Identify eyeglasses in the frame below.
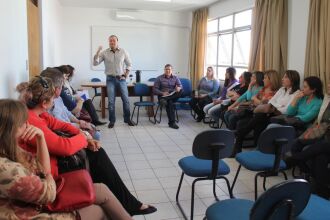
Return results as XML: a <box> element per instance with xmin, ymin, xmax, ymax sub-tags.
<box><xmin>34</xmin><ymin>76</ymin><xmax>50</xmax><ymax>103</ymax></box>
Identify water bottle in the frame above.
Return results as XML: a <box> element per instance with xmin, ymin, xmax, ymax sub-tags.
<box><xmin>135</xmin><ymin>70</ymin><xmax>141</xmax><ymax>83</ymax></box>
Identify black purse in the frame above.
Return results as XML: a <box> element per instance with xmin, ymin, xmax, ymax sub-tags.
<box><xmin>53</xmin><ymin>130</ymin><xmax>90</xmax><ymax>174</ymax></box>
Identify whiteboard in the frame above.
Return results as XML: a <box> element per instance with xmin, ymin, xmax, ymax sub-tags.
<box><xmin>91</xmin><ymin>25</ymin><xmax>161</xmax><ymax>71</ymax></box>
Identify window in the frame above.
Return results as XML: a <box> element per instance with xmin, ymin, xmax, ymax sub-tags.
<box><xmin>206</xmin><ymin>9</ymin><xmax>252</xmax><ymax>80</ymax></box>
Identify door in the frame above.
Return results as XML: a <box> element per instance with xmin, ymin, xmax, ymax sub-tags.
<box><xmin>27</xmin><ymin>0</ymin><xmax>41</xmax><ymax>77</ymax></box>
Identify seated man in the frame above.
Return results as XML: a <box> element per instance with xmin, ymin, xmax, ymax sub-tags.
<box><xmin>153</xmin><ymin>64</ymin><xmax>183</xmax><ymax>129</ymax></box>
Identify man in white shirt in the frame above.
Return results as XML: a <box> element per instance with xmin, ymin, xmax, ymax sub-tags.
<box><xmin>93</xmin><ymin>35</ymin><xmax>135</xmax><ymax>128</ymax></box>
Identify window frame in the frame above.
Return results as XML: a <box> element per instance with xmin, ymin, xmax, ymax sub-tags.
<box><xmin>206</xmin><ymin>8</ymin><xmax>253</xmax><ymax>80</ymax></box>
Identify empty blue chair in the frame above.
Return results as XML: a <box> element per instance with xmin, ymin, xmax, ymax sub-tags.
<box><xmin>297</xmin><ymin>194</ymin><xmax>330</xmax><ymax>220</ymax></box>
<box><xmin>231</xmin><ymin>126</ymin><xmax>296</xmax><ymax>200</ymax></box>
<box><xmin>91</xmin><ymin>78</ymin><xmax>102</xmax><ymax>102</ymax></box>
<box><xmin>206</xmin><ymin>179</ymin><xmax>311</xmax><ymax>220</ymax></box>
<box><xmin>130</xmin><ymin>83</ymin><xmax>156</xmax><ymax>125</ymax></box>
<box><xmin>148</xmin><ymin>77</ymin><xmax>157</xmax><ymax>82</ymax></box>
<box><xmin>176</xmin><ymin>129</ymin><xmax>235</xmax><ymax>220</ymax></box>
<box><xmin>175</xmin><ymin>78</ymin><xmax>193</xmax><ymax>112</ymax></box>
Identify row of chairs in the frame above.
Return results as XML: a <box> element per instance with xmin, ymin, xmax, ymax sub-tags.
<box><xmin>176</xmin><ymin>127</ymin><xmax>330</xmax><ymax>220</ymax></box>
<box><xmin>90</xmin><ymin>77</ymin><xmax>193</xmax><ymax>125</ymax></box>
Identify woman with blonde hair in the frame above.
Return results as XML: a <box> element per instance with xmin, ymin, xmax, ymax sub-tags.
<box><xmin>0</xmin><ymin>99</ymin><xmax>132</xmax><ymax>219</ymax></box>
<box><xmin>189</xmin><ymin>66</ymin><xmax>220</xmax><ymax>122</ymax></box>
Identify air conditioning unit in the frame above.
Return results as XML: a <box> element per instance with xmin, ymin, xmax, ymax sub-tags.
<box><xmin>115</xmin><ymin>10</ymin><xmax>140</xmax><ymax>20</ymax></box>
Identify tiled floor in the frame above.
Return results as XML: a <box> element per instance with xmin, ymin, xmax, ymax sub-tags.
<box><xmin>96</xmin><ymin>101</ymin><xmax>293</xmax><ymax>220</ymax></box>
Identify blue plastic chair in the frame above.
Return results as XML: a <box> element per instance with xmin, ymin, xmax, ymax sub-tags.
<box><xmin>176</xmin><ymin>129</ymin><xmax>235</xmax><ymax>220</ymax></box>
<box><xmin>91</xmin><ymin>78</ymin><xmax>101</xmax><ymax>102</ymax></box>
<box><xmin>297</xmin><ymin>194</ymin><xmax>330</xmax><ymax>220</ymax></box>
<box><xmin>175</xmin><ymin>78</ymin><xmax>193</xmax><ymax>112</ymax></box>
<box><xmin>206</xmin><ymin>179</ymin><xmax>311</xmax><ymax>220</ymax></box>
<box><xmin>148</xmin><ymin>77</ymin><xmax>157</xmax><ymax>82</ymax></box>
<box><xmin>231</xmin><ymin>126</ymin><xmax>296</xmax><ymax>200</ymax></box>
<box><xmin>130</xmin><ymin>83</ymin><xmax>156</xmax><ymax>125</ymax></box>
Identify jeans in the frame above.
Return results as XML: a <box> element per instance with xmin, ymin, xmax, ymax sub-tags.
<box><xmin>106</xmin><ymin>75</ymin><xmax>131</xmax><ymax>123</ymax></box>
<box><xmin>158</xmin><ymin>90</ymin><xmax>183</xmax><ymax>124</ymax></box>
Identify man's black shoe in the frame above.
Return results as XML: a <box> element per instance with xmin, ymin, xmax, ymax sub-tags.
<box><xmin>126</xmin><ymin>120</ymin><xmax>136</xmax><ymax>126</ymax></box>
<box><xmin>169</xmin><ymin>123</ymin><xmax>179</xmax><ymax>129</ymax></box>
<box><xmin>108</xmin><ymin>123</ymin><xmax>115</xmax><ymax>128</ymax></box>
<box><xmin>94</xmin><ymin>121</ymin><xmax>107</xmax><ymax>126</ymax></box>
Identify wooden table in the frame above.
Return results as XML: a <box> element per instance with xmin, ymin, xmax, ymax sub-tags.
<box><xmin>81</xmin><ymin>81</ymin><xmax>155</xmax><ymax>119</ymax></box>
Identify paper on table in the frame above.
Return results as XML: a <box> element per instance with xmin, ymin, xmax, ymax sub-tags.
<box><xmin>162</xmin><ymin>91</ymin><xmax>176</xmax><ymax>97</ymax></box>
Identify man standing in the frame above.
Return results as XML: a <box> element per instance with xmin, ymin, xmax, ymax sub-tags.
<box><xmin>154</xmin><ymin>64</ymin><xmax>183</xmax><ymax>129</ymax></box>
<box><xmin>93</xmin><ymin>35</ymin><xmax>135</xmax><ymax>128</ymax></box>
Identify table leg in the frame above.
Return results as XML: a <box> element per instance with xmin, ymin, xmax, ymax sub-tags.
<box><xmin>101</xmin><ymin>87</ymin><xmax>106</xmax><ymax>119</ymax></box>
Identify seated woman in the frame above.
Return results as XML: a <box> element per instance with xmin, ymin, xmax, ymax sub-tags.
<box><xmin>204</xmin><ymin>71</ymin><xmax>251</xmax><ymax>126</ymax></box>
<box><xmin>278</xmin><ymin>76</ymin><xmax>324</xmax><ymax>128</ymax></box>
<box><xmin>17</xmin><ymin>82</ymin><xmax>101</xmax><ymax>141</ymax></box>
<box><xmin>231</xmin><ymin>70</ymin><xmax>301</xmax><ymax>155</ymax></box>
<box><xmin>285</xmin><ymin>82</ymin><xmax>330</xmax><ymax>159</ymax></box>
<box><xmin>0</xmin><ymin>99</ymin><xmax>132</xmax><ymax>220</ymax></box>
<box><xmin>18</xmin><ymin>73</ymin><xmax>156</xmax><ymax>216</ymax></box>
<box><xmin>189</xmin><ymin>66</ymin><xmax>220</xmax><ymax>122</ymax></box>
<box><xmin>55</xmin><ymin>65</ymin><xmax>106</xmax><ymax>126</ymax></box>
<box><xmin>232</xmin><ymin>70</ymin><xmax>281</xmax><ymax>155</ymax></box>
<box><xmin>224</xmin><ymin>71</ymin><xmax>264</xmax><ymax>129</ymax></box>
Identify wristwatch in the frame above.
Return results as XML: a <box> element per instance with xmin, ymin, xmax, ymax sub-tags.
<box><xmin>82</xmin><ymin>130</ymin><xmax>91</xmax><ymax>139</ymax></box>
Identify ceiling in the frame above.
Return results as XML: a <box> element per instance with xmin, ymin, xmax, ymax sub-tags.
<box><xmin>59</xmin><ymin>0</ymin><xmax>221</xmax><ymax>11</ymax></box>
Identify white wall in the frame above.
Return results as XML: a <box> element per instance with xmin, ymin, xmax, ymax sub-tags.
<box><xmin>0</xmin><ymin>0</ymin><xmax>29</xmax><ymax>98</ymax></box>
<box><xmin>287</xmin><ymin>0</ymin><xmax>309</xmax><ymax>78</ymax></box>
<box><xmin>59</xmin><ymin>7</ymin><xmax>192</xmax><ymax>88</ymax></box>
<box><xmin>209</xmin><ymin>0</ymin><xmax>310</xmax><ymax>79</ymax></box>
<box><xmin>40</xmin><ymin>0</ymin><xmax>63</xmax><ymax>68</ymax></box>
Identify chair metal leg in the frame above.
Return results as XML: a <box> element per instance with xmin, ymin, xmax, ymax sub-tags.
<box><xmin>263</xmin><ymin>176</ymin><xmax>267</xmax><ymax>191</ymax></box>
<box><xmin>220</xmin><ymin>176</ymin><xmax>234</xmax><ymax>198</ymax></box>
<box><xmin>154</xmin><ymin>105</ymin><xmax>162</xmax><ymax>124</ymax></box>
<box><xmin>212</xmin><ymin>179</ymin><xmax>219</xmax><ymax>201</ymax></box>
<box><xmin>281</xmin><ymin>170</ymin><xmax>288</xmax><ymax>180</ymax></box>
<box><xmin>190</xmin><ymin>179</ymin><xmax>198</xmax><ymax>220</ymax></box>
<box><xmin>136</xmin><ymin>106</ymin><xmax>140</xmax><ymax>125</ymax></box>
<box><xmin>175</xmin><ymin>107</ymin><xmax>179</xmax><ymax>123</ymax></box>
<box><xmin>176</xmin><ymin>173</ymin><xmax>188</xmax><ymax>220</ymax></box>
<box><xmin>130</xmin><ymin>105</ymin><xmax>137</xmax><ymax>123</ymax></box>
<box><xmin>230</xmin><ymin>164</ymin><xmax>241</xmax><ymax>193</ymax></box>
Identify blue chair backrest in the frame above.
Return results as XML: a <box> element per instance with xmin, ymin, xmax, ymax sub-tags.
<box><xmin>257</xmin><ymin>126</ymin><xmax>296</xmax><ymax>155</ymax></box>
<box><xmin>179</xmin><ymin>78</ymin><xmax>192</xmax><ymax>97</ymax></box>
<box><xmin>250</xmin><ymin>179</ymin><xmax>311</xmax><ymax>220</ymax></box>
<box><xmin>148</xmin><ymin>77</ymin><xmax>157</xmax><ymax>82</ymax></box>
<box><xmin>91</xmin><ymin>78</ymin><xmax>101</xmax><ymax>82</ymax></box>
<box><xmin>134</xmin><ymin>83</ymin><xmax>150</xmax><ymax>97</ymax></box>
<box><xmin>192</xmin><ymin>129</ymin><xmax>235</xmax><ymax>160</ymax></box>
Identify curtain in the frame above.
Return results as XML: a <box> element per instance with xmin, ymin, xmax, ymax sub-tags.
<box><xmin>304</xmin><ymin>0</ymin><xmax>330</xmax><ymax>91</ymax></box>
<box><xmin>189</xmin><ymin>8</ymin><xmax>208</xmax><ymax>88</ymax></box>
<box><xmin>248</xmin><ymin>0</ymin><xmax>288</xmax><ymax>74</ymax></box>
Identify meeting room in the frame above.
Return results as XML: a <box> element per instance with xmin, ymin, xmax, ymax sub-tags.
<box><xmin>1</xmin><ymin>0</ymin><xmax>330</xmax><ymax>219</ymax></box>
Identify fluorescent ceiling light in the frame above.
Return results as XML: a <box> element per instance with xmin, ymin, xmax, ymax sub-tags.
<box><xmin>145</xmin><ymin>0</ymin><xmax>172</xmax><ymax>2</ymax></box>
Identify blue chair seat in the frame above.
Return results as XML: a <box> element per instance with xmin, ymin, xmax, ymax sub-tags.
<box><xmin>236</xmin><ymin>151</ymin><xmax>287</xmax><ymax>171</ymax></box>
<box><xmin>133</xmin><ymin>101</ymin><xmax>155</xmax><ymax>107</ymax></box>
<box><xmin>176</xmin><ymin>97</ymin><xmax>192</xmax><ymax>103</ymax></box>
<box><xmin>206</xmin><ymin>199</ymin><xmax>254</xmax><ymax>220</ymax></box>
<box><xmin>178</xmin><ymin>156</ymin><xmax>230</xmax><ymax>177</ymax></box>
<box><xmin>297</xmin><ymin>194</ymin><xmax>330</xmax><ymax>220</ymax></box>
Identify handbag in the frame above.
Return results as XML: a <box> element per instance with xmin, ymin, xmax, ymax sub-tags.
<box><xmin>53</xmin><ymin>130</ymin><xmax>89</xmax><ymax>174</ymax></box>
<box><xmin>237</xmin><ymin>101</ymin><xmax>254</xmax><ymax>118</ymax></box>
<box><xmin>47</xmin><ymin>169</ymin><xmax>95</xmax><ymax>212</ymax></box>
<box><xmin>270</xmin><ymin>115</ymin><xmax>305</xmax><ymax>129</ymax></box>
<box><xmin>57</xmin><ymin>149</ymin><xmax>89</xmax><ymax>174</ymax></box>
<box><xmin>299</xmin><ymin>122</ymin><xmax>330</xmax><ymax>140</ymax></box>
